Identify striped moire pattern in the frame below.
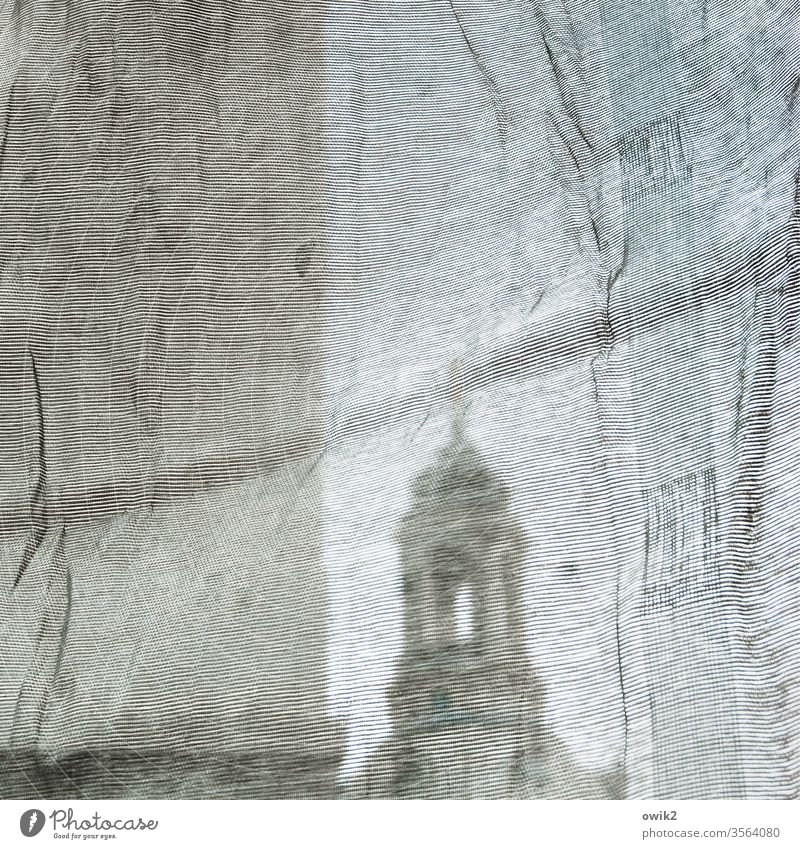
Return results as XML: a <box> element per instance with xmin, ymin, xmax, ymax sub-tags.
<box><xmin>1</xmin><ymin>1</ymin><xmax>799</xmax><ymax>799</ymax></box>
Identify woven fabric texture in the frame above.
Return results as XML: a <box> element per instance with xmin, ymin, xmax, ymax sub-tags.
<box><xmin>0</xmin><ymin>1</ymin><xmax>799</xmax><ymax>799</ymax></box>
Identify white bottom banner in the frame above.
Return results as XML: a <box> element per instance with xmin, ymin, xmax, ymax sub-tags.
<box><xmin>0</xmin><ymin>799</ymin><xmax>796</xmax><ymax>849</ymax></box>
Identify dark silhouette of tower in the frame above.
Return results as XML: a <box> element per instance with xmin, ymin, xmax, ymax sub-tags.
<box><xmin>352</xmin><ymin>374</ymin><xmax>623</xmax><ymax>799</ymax></box>
<box><xmin>387</xmin><ymin>423</ymin><xmax>545</xmax><ymax>798</ymax></box>
<box><xmin>353</xmin><ymin>390</ymin><xmax>557</xmax><ymax>798</ymax></box>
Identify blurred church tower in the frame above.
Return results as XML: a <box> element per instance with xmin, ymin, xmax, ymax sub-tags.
<box><xmin>354</xmin><ymin>369</ymin><xmax>618</xmax><ymax>799</ymax></box>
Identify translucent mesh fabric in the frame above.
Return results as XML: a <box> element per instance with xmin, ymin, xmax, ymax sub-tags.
<box><xmin>0</xmin><ymin>1</ymin><xmax>798</xmax><ymax>799</ymax></box>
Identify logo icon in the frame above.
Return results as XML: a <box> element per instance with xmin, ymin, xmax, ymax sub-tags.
<box><xmin>20</xmin><ymin>809</ymin><xmax>45</xmax><ymax>837</ymax></box>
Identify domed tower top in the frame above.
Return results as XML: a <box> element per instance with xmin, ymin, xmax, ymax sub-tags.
<box><xmin>394</xmin><ymin>361</ymin><xmax>529</xmax><ymax>667</ymax></box>
<box><xmin>399</xmin><ymin>360</ymin><xmax>520</xmax><ymax>554</ymax></box>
